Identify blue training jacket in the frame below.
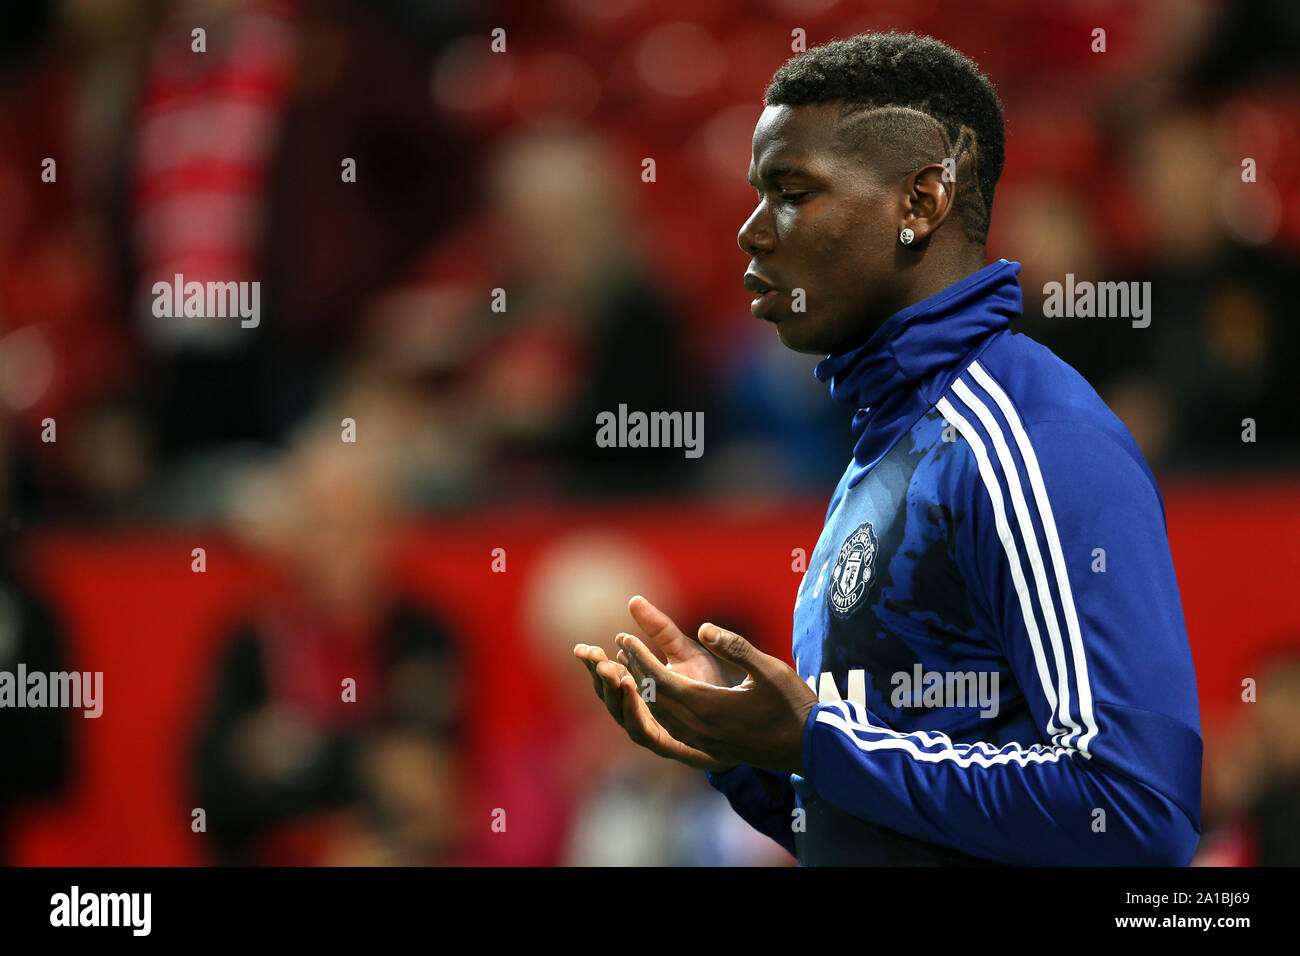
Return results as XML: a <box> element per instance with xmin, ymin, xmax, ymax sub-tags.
<box><xmin>707</xmin><ymin>259</ymin><xmax>1202</xmax><ymax>866</ymax></box>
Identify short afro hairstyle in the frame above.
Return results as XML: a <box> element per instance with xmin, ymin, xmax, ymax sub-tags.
<box><xmin>765</xmin><ymin>32</ymin><xmax>1005</xmax><ymax>243</ymax></box>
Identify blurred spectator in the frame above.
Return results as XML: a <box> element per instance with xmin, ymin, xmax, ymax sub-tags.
<box><xmin>1107</xmin><ymin>106</ymin><xmax>1300</xmax><ymax>473</ymax></box>
<box><xmin>194</xmin><ymin>427</ymin><xmax>465</xmax><ymax>864</ymax></box>
<box><xmin>1246</xmin><ymin>645</ymin><xmax>1300</xmax><ymax>865</ymax></box>
<box><xmin>117</xmin><ymin>0</ymin><xmax>478</xmax><ymax>463</ymax></box>
<box><xmin>1195</xmin><ymin>643</ymin><xmax>1300</xmax><ymax>866</ymax></box>
<box><xmin>1193</xmin><ymin>717</ymin><xmax>1264</xmax><ymax>866</ymax></box>
<box><xmin>0</xmin><ymin>418</ymin><xmax>71</xmax><ymax>862</ymax></box>
<box><xmin>358</xmin><ymin>130</ymin><xmax>698</xmax><ymax>505</ymax></box>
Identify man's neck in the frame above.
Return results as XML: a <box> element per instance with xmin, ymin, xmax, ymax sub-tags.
<box><xmin>903</xmin><ymin>247</ymin><xmax>990</xmax><ymax>308</ymax></box>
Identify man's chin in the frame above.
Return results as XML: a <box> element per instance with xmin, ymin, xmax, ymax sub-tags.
<box><xmin>773</xmin><ymin>315</ymin><xmax>836</xmax><ymax>356</ymax></box>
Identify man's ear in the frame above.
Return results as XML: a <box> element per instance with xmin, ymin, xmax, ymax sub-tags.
<box><xmin>901</xmin><ymin>163</ymin><xmax>955</xmax><ymax>243</ymax></box>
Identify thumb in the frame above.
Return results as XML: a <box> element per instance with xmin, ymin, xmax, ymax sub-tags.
<box><xmin>699</xmin><ymin>623</ymin><xmax>762</xmax><ymax>673</ymax></box>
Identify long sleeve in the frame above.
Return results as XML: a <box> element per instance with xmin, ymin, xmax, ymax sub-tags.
<box><xmin>706</xmin><ymin>766</ymin><xmax>798</xmax><ymax>858</ymax></box>
<box><xmin>799</xmin><ymin>400</ymin><xmax>1203</xmax><ymax>865</ymax></box>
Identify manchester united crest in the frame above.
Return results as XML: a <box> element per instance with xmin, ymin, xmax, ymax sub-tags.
<box><xmin>829</xmin><ymin>522</ymin><xmax>878</xmax><ymax>617</ymax></box>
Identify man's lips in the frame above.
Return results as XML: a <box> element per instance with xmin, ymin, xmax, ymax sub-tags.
<box><xmin>743</xmin><ymin>271</ymin><xmax>780</xmax><ymax>295</ymax></box>
<box><xmin>750</xmin><ymin>289</ymin><xmax>785</xmax><ymax>320</ymax></box>
<box><xmin>744</xmin><ymin>271</ymin><xmax>787</xmax><ymax>320</ymax></box>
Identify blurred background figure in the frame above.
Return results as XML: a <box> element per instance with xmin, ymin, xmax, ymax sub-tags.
<box><xmin>116</xmin><ymin>0</ymin><xmax>475</xmax><ymax>473</ymax></box>
<box><xmin>1243</xmin><ymin>645</ymin><xmax>1300</xmax><ymax>865</ymax></box>
<box><xmin>1104</xmin><ymin>106</ymin><xmax>1300</xmax><ymax>474</ymax></box>
<box><xmin>0</xmin><ymin>416</ymin><xmax>71</xmax><ymax>863</ymax></box>
<box><xmin>1193</xmin><ymin>717</ymin><xmax>1263</xmax><ymax>866</ymax></box>
<box><xmin>1194</xmin><ymin>642</ymin><xmax>1300</xmax><ymax>866</ymax></box>
<box><xmin>474</xmin><ymin>130</ymin><xmax>694</xmax><ymax>499</ymax></box>
<box><xmin>350</xmin><ymin>129</ymin><xmax>697</xmax><ymax>505</ymax></box>
<box><xmin>194</xmin><ymin>424</ymin><xmax>465</xmax><ymax>865</ymax></box>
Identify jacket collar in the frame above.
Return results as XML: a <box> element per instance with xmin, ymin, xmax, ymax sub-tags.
<box><xmin>814</xmin><ymin>258</ymin><xmax>1023</xmax><ymax>481</ymax></box>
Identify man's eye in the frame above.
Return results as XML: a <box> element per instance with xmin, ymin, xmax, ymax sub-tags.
<box><xmin>779</xmin><ymin>191</ymin><xmax>811</xmax><ymax>204</ymax></box>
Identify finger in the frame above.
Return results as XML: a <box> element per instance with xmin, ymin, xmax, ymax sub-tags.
<box><xmin>583</xmin><ymin>659</ymin><xmax>617</xmax><ymax>715</ymax></box>
<box><xmin>617</xmin><ymin>632</ymin><xmax>681</xmax><ymax>694</ymax></box>
<box><xmin>580</xmin><ymin>645</ymin><xmax>622</xmax><ymax>681</ymax></box>
<box><xmin>592</xmin><ymin>660</ymin><xmax>630</xmax><ymax>725</ymax></box>
<box><xmin>617</xmin><ymin>640</ymin><xmax>685</xmax><ymax>724</ymax></box>
<box><xmin>618</xmin><ymin>634</ymin><xmax>707</xmax><ymax>739</ymax></box>
<box><xmin>576</xmin><ymin>645</ymin><xmax>614</xmax><ymax>700</ymax></box>
<box><xmin>615</xmin><ymin>645</ymin><xmax>652</xmax><ymax>713</ymax></box>
<box><xmin>615</xmin><ymin>637</ymin><xmax>644</xmax><ymax>688</ymax></box>
<box><xmin>698</xmin><ymin>623</ymin><xmax>766</xmax><ymax>679</ymax></box>
<box><xmin>618</xmin><ymin>676</ymin><xmax>675</xmax><ymax>750</ymax></box>
<box><xmin>576</xmin><ymin>644</ymin><xmax>635</xmax><ymax>723</ymax></box>
<box><xmin>695</xmin><ymin>623</ymin><xmax>749</xmax><ymax>684</ymax></box>
<box><xmin>628</xmin><ymin>595</ymin><xmax>697</xmax><ymax>661</ymax></box>
<box><xmin>594</xmin><ymin>658</ymin><xmax>626</xmax><ymax>685</ymax></box>
<box><xmin>590</xmin><ymin>658</ymin><xmax>634</xmax><ymax>723</ymax></box>
<box><xmin>617</xmin><ymin>675</ymin><xmax>713</xmax><ymax>764</ymax></box>
<box><xmin>574</xmin><ymin>643</ymin><xmax>611</xmax><ymax>665</ymax></box>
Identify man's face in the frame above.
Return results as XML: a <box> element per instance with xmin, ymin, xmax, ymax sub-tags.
<box><xmin>738</xmin><ymin>102</ymin><xmax>906</xmax><ymax>355</ymax></box>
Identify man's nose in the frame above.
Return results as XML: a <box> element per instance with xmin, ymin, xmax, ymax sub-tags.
<box><xmin>737</xmin><ymin>205</ymin><xmax>774</xmax><ymax>256</ymax></box>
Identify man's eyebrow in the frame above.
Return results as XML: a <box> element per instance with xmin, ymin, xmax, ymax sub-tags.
<box><xmin>748</xmin><ymin>163</ymin><xmax>813</xmax><ymax>187</ymax></box>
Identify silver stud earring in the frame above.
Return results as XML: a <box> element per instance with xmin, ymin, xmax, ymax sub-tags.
<box><xmin>899</xmin><ymin>227</ymin><xmax>915</xmax><ymax>246</ymax></box>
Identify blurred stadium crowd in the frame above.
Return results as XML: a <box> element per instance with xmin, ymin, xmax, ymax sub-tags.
<box><xmin>0</xmin><ymin>0</ymin><xmax>1297</xmax><ymax>865</ymax></box>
